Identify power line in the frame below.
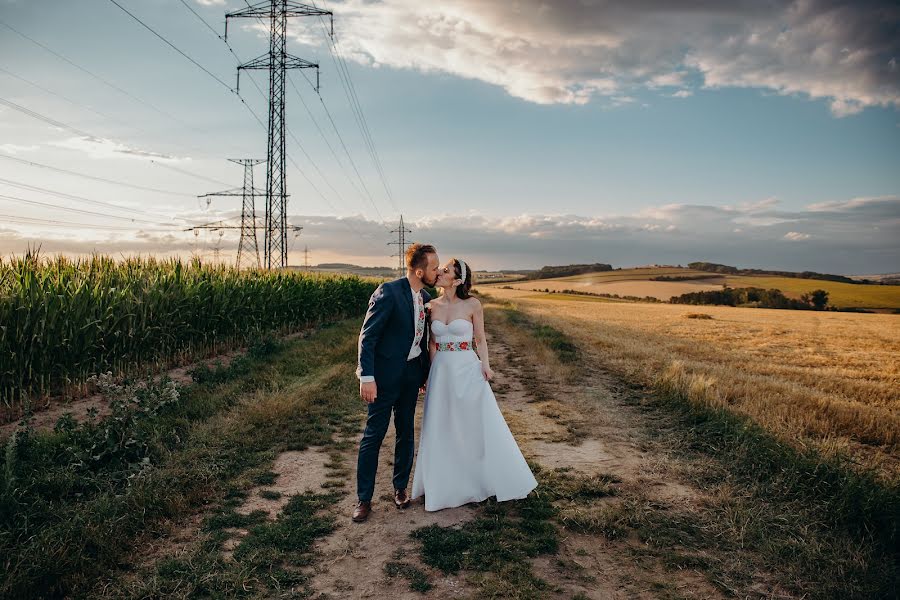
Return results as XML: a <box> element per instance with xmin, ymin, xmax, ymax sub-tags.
<box><xmin>226</xmin><ymin>0</ymin><xmax>332</xmax><ymax>269</ymax></box>
<box><xmin>231</xmin><ymin>1</ymin><xmax>387</xmax><ymax>251</ymax></box>
<box><xmin>0</xmin><ymin>96</ymin><xmax>95</xmax><ymax>139</ymax></box>
<box><xmin>107</xmin><ymin>0</ymin><xmax>234</xmax><ymax>93</ymax></box>
<box><xmin>0</xmin><ymin>65</ymin><xmax>145</xmax><ymax>135</ymax></box>
<box><xmin>0</xmin><ymin>176</ymin><xmax>177</xmax><ymax>221</ymax></box>
<box><xmin>285</xmin><ymin>73</ymin><xmax>367</xmax><ymax>203</ymax></box>
<box><xmin>0</xmin><ymin>192</ymin><xmax>169</xmax><ymax>225</ymax></box>
<box><xmin>149</xmin><ymin>160</ymin><xmax>233</xmax><ymax>187</ymax></box>
<box><xmin>155</xmin><ymin>0</ymin><xmax>373</xmax><ymax>250</ymax></box>
<box><xmin>0</xmin><ymin>18</ymin><xmax>200</xmax><ymax>134</ymax></box>
<box><xmin>177</xmin><ymin>0</ymin><xmax>225</xmax><ymax>41</ymax></box>
<box><xmin>0</xmin><ymin>95</ymin><xmax>237</xmax><ymax>191</ymax></box>
<box><xmin>195</xmin><ymin>4</ymin><xmax>363</xmax><ymax>221</ymax></box>
<box><xmin>290</xmin><ymin>73</ymin><xmax>388</xmax><ymax>224</ymax></box>
<box><xmin>0</xmin><ymin>153</ymin><xmax>194</xmax><ymax>198</ymax></box>
<box><xmin>310</xmin><ymin>5</ymin><xmax>400</xmax><ymax>215</ymax></box>
<box><xmin>0</xmin><ymin>213</ymin><xmax>180</xmax><ymax>232</ymax></box>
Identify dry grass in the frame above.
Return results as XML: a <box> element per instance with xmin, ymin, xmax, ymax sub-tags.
<box><xmin>503</xmin><ymin>268</ymin><xmax>721</xmax><ymax>300</ymax></box>
<box><xmin>482</xmin><ymin>287</ymin><xmax>900</xmax><ymax>481</ymax></box>
<box><xmin>496</xmin><ymin>267</ymin><xmax>900</xmax><ymax>308</ymax></box>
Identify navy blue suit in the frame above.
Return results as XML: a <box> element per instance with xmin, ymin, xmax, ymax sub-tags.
<box><xmin>356</xmin><ymin>277</ymin><xmax>431</xmax><ymax>502</ymax></box>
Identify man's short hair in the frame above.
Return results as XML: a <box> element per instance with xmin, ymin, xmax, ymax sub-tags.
<box><xmin>405</xmin><ymin>243</ymin><xmax>436</xmax><ymax>271</ymax></box>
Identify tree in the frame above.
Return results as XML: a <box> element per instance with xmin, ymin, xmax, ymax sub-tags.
<box><xmin>801</xmin><ymin>289</ymin><xmax>829</xmax><ymax>310</ymax></box>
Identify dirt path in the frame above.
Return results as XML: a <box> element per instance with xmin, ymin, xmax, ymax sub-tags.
<box><xmin>111</xmin><ymin>316</ymin><xmax>786</xmax><ymax>599</ymax></box>
<box><xmin>280</xmin><ymin>326</ymin><xmax>732</xmax><ymax>599</ymax></box>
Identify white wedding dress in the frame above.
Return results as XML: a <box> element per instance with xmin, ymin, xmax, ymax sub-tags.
<box><xmin>410</xmin><ymin>318</ymin><xmax>538</xmax><ymax>511</ymax></box>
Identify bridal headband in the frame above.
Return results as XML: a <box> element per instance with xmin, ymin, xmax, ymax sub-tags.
<box><xmin>457</xmin><ymin>259</ymin><xmax>467</xmax><ymax>286</ymax></box>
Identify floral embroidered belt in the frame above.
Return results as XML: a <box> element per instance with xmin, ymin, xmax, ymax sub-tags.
<box><xmin>435</xmin><ymin>341</ymin><xmax>472</xmax><ymax>352</ymax></box>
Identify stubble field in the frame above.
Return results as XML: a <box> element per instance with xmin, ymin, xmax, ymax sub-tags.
<box><xmin>501</xmin><ymin>267</ymin><xmax>900</xmax><ymax>309</ymax></box>
<box><xmin>482</xmin><ymin>286</ymin><xmax>900</xmax><ymax>481</ymax></box>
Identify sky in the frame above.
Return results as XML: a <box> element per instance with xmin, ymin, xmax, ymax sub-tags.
<box><xmin>0</xmin><ymin>0</ymin><xmax>898</xmax><ymax>273</ymax></box>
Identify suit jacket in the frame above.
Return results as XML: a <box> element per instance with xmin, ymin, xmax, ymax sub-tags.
<box><xmin>357</xmin><ymin>277</ymin><xmax>431</xmax><ymax>388</ymax></box>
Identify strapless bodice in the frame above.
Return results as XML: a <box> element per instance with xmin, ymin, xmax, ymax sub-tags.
<box><xmin>431</xmin><ymin>318</ymin><xmax>473</xmax><ymax>344</ymax></box>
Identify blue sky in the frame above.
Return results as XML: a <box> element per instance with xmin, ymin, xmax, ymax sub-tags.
<box><xmin>0</xmin><ymin>0</ymin><xmax>898</xmax><ymax>273</ymax></box>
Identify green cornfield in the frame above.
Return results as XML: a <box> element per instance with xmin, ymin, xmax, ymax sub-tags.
<box><xmin>0</xmin><ymin>252</ymin><xmax>377</xmax><ymax>410</ymax></box>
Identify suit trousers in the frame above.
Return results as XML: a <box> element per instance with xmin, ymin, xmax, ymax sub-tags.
<box><xmin>356</xmin><ymin>358</ymin><xmax>423</xmax><ymax>502</ymax></box>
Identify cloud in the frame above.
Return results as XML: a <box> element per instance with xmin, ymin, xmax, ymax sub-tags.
<box><xmin>671</xmin><ymin>90</ymin><xmax>693</xmax><ymax>98</ymax></box>
<box><xmin>311</xmin><ymin>0</ymin><xmax>900</xmax><ymax>115</ymax></box>
<box><xmin>0</xmin><ymin>143</ymin><xmax>39</xmax><ymax>154</ymax></box>
<box><xmin>3</xmin><ymin>195</ymin><xmax>896</xmax><ymax>274</ymax></box>
<box><xmin>195</xmin><ymin>0</ymin><xmax>225</xmax><ymax>5</ymax></box>
<box><xmin>49</xmin><ymin>137</ymin><xmax>179</xmax><ymax>161</ymax></box>
<box><xmin>806</xmin><ymin>195</ymin><xmax>899</xmax><ymax>213</ymax></box>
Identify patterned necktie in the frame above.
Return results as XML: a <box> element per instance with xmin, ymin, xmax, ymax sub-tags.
<box><xmin>412</xmin><ymin>291</ymin><xmax>425</xmax><ymax>349</ymax></box>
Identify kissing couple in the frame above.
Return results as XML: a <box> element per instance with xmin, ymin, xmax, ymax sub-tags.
<box><xmin>352</xmin><ymin>243</ymin><xmax>537</xmax><ymax>522</ymax></box>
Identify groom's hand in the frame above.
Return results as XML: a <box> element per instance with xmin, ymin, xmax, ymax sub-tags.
<box><xmin>360</xmin><ymin>381</ymin><xmax>377</xmax><ymax>404</ymax></box>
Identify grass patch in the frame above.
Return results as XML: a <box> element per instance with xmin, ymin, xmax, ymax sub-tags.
<box><xmin>135</xmin><ymin>493</ymin><xmax>338</xmax><ymax>599</ymax></box>
<box><xmin>409</xmin><ymin>465</ymin><xmax>620</xmax><ymax>598</ymax></box>
<box><xmin>0</xmin><ymin>318</ymin><xmax>367</xmax><ymax>599</ymax></box>
<box><xmin>500</xmin><ymin>301</ymin><xmax>898</xmax><ymax>599</ymax></box>
<box><xmin>502</xmin><ymin>307</ymin><xmax>580</xmax><ymax>364</ymax></box>
<box><xmin>645</xmin><ymin>386</ymin><xmax>900</xmax><ymax>598</ymax></box>
<box><xmin>412</xmin><ymin>476</ymin><xmax>558</xmax><ymax>599</ymax></box>
<box><xmin>384</xmin><ymin>561</ymin><xmax>433</xmax><ymax>593</ymax></box>
<box><xmin>251</xmin><ymin>470</ymin><xmax>279</xmax><ymax>485</ymax></box>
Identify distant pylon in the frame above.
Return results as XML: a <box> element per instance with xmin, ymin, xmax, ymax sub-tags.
<box><xmin>226</xmin><ymin>1</ymin><xmax>333</xmax><ymax>270</ymax></box>
<box><xmin>388</xmin><ymin>215</ymin><xmax>412</xmax><ymax>274</ymax></box>
<box><xmin>234</xmin><ymin>159</ymin><xmax>265</xmax><ymax>269</ymax></box>
<box><xmin>197</xmin><ymin>159</ymin><xmax>266</xmax><ymax>269</ymax></box>
<box><xmin>303</xmin><ymin>245</ymin><xmax>310</xmax><ymax>271</ymax></box>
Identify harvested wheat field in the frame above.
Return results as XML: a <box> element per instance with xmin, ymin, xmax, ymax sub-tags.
<box><xmin>501</xmin><ymin>267</ymin><xmax>900</xmax><ymax>308</ymax></box>
<box><xmin>502</xmin><ymin>268</ymin><xmax>722</xmax><ymax>300</ymax></box>
<box><xmin>482</xmin><ymin>286</ymin><xmax>900</xmax><ymax>481</ymax></box>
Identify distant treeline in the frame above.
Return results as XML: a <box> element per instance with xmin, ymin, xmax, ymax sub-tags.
<box><xmin>539</xmin><ymin>287</ymin><xmax>663</xmax><ymax>303</ymax></box>
<box><xmin>651</xmin><ymin>274</ymin><xmax>713</xmax><ymax>282</ymax></box>
<box><xmin>687</xmin><ymin>262</ymin><xmax>877</xmax><ymax>284</ymax></box>
<box><xmin>671</xmin><ymin>287</ymin><xmax>832</xmax><ymax>310</ymax></box>
<box><xmin>530</xmin><ymin>263</ymin><xmax>613</xmax><ymax>280</ymax></box>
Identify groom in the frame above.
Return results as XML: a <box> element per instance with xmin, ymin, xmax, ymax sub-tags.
<box><xmin>353</xmin><ymin>243</ymin><xmax>440</xmax><ymax>523</ymax></box>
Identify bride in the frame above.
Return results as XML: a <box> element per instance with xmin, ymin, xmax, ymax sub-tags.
<box><xmin>410</xmin><ymin>258</ymin><xmax>537</xmax><ymax>511</ymax></box>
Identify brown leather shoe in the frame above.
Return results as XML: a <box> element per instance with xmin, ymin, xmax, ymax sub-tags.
<box><xmin>394</xmin><ymin>488</ymin><xmax>410</xmax><ymax>509</ymax></box>
<box><xmin>352</xmin><ymin>500</ymin><xmax>371</xmax><ymax>522</ymax></box>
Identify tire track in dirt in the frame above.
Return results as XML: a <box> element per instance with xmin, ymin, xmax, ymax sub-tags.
<box><xmin>487</xmin><ymin>332</ymin><xmax>725</xmax><ymax>600</ymax></box>
<box><xmin>301</xmin><ymin>322</ymin><xmax>728</xmax><ymax>599</ymax></box>
<box><xmin>110</xmin><ymin>316</ymin><xmax>781</xmax><ymax>599</ymax></box>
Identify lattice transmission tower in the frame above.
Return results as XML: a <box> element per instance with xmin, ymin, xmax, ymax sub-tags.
<box><xmin>198</xmin><ymin>159</ymin><xmax>266</xmax><ymax>269</ymax></box>
<box><xmin>226</xmin><ymin>1</ymin><xmax>333</xmax><ymax>269</ymax></box>
<box><xmin>388</xmin><ymin>215</ymin><xmax>412</xmax><ymax>274</ymax></box>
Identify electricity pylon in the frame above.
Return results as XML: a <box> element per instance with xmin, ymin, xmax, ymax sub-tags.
<box><xmin>197</xmin><ymin>159</ymin><xmax>265</xmax><ymax>269</ymax></box>
<box><xmin>226</xmin><ymin>1</ymin><xmax>333</xmax><ymax>269</ymax></box>
<box><xmin>388</xmin><ymin>215</ymin><xmax>412</xmax><ymax>274</ymax></box>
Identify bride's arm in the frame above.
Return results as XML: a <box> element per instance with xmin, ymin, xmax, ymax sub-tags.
<box><xmin>427</xmin><ymin>303</ymin><xmax>437</xmax><ymax>363</ymax></box>
<box><xmin>472</xmin><ymin>300</ymin><xmax>493</xmax><ymax>381</ymax></box>
<box><xmin>429</xmin><ymin>333</ymin><xmax>437</xmax><ymax>363</ymax></box>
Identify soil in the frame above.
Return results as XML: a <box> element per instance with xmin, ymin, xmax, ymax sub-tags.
<box><xmin>112</xmin><ymin>321</ymin><xmax>789</xmax><ymax>599</ymax></box>
<box><xmin>288</xmin><ymin>329</ymin><xmax>732</xmax><ymax>599</ymax></box>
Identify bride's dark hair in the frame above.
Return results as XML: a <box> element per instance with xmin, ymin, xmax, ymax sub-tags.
<box><xmin>453</xmin><ymin>258</ymin><xmax>473</xmax><ymax>300</ymax></box>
